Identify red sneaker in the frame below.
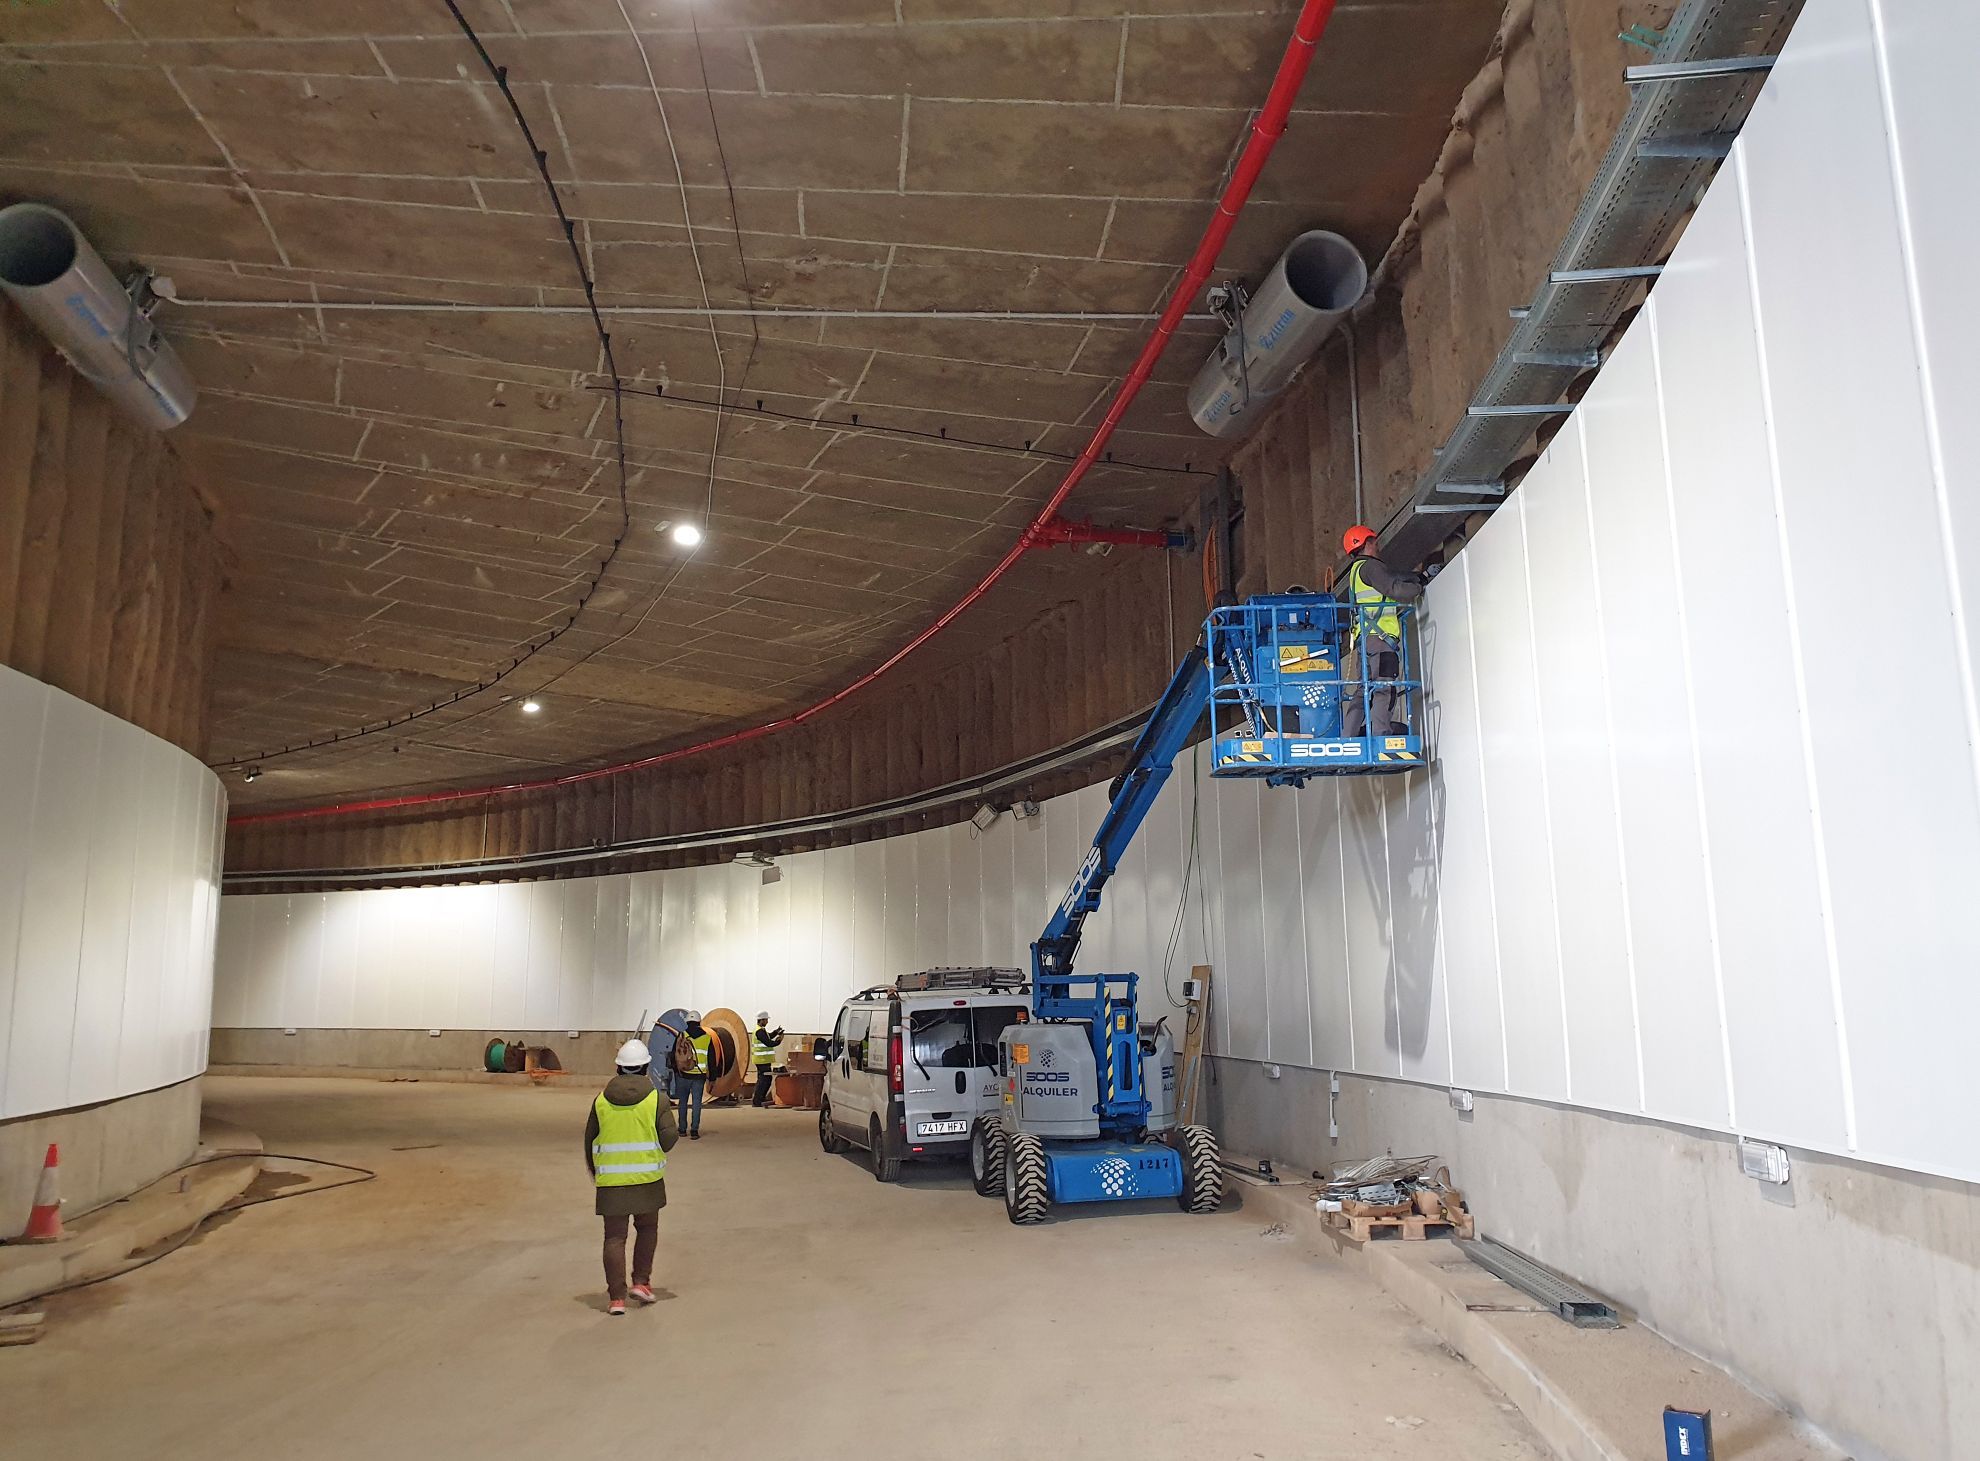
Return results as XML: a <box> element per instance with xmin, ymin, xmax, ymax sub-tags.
<box><xmin>608</xmin><ymin>1299</ymin><xmax>626</xmax><ymax>1317</ymax></box>
<box><xmin>629</xmin><ymin>1284</ymin><xmax>657</xmax><ymax>1305</ymax></box>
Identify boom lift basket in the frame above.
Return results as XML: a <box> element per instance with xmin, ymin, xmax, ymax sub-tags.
<box><xmin>1207</xmin><ymin>593</ymin><xmax>1423</xmax><ymax>783</ymax></box>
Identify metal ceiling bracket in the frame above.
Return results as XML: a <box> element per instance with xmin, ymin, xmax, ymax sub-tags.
<box><xmin>1513</xmin><ymin>349</ymin><xmax>1603</xmax><ymax>369</ymax></box>
<box><xmin>1381</xmin><ymin>0</ymin><xmax>1799</xmax><ymax>566</ymax></box>
<box><xmin>1435</xmin><ymin>481</ymin><xmax>1507</xmax><ymax>496</ymax></box>
<box><xmin>1625</xmin><ymin>55</ymin><xmax>1777</xmax><ymax>83</ymax></box>
<box><xmin>1466</xmin><ymin>404</ymin><xmax>1575</xmax><ymax>417</ymax></box>
<box><xmin>1549</xmin><ymin>265</ymin><xmax>1665</xmax><ymax>284</ymax></box>
<box><xmin>1636</xmin><ymin>133</ymin><xmax>1737</xmax><ymax>159</ymax></box>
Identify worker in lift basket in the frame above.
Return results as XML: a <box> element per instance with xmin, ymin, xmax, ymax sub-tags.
<box><xmin>672</xmin><ymin>1011</ymin><xmax>712</xmax><ymax>1140</ymax></box>
<box><xmin>1339</xmin><ymin>525</ymin><xmax>1428</xmax><ymax>740</ymax></box>
<box><xmin>585</xmin><ymin>1039</ymin><xmax>680</xmax><ymax>1317</ymax></box>
<box><xmin>750</xmin><ymin>1010</ymin><xmax>786</xmax><ymax>1108</ymax></box>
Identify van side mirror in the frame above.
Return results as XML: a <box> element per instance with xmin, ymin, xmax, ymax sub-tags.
<box><xmin>812</xmin><ymin>1036</ymin><xmax>830</xmax><ymax>1059</ymax></box>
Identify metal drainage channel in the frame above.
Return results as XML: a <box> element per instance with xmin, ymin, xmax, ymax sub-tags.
<box><xmin>1459</xmin><ymin>1237</ymin><xmax>1623</xmax><ymax>1329</ymax></box>
<box><xmin>1383</xmin><ymin>0</ymin><xmax>1804</xmax><ymax>566</ymax></box>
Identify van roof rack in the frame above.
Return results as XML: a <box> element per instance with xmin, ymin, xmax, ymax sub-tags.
<box><xmin>896</xmin><ymin>966</ymin><xmax>1025</xmax><ymax>992</ymax></box>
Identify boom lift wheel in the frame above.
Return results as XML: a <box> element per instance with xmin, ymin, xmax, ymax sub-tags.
<box><xmin>1004</xmin><ymin>1132</ymin><xmax>1050</xmax><ymax>1225</ymax></box>
<box><xmin>870</xmin><ymin>1116</ymin><xmax>900</xmax><ymax>1183</ymax></box>
<box><xmin>1176</xmin><ymin>1124</ymin><xmax>1223</xmax><ymax>1214</ymax></box>
<box><xmin>818</xmin><ymin>1100</ymin><xmax>848</xmax><ymax>1154</ymax></box>
<box><xmin>969</xmin><ymin>1117</ymin><xmax>1007</xmax><ymax>1197</ymax></box>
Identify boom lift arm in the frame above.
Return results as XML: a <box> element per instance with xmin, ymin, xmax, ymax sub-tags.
<box><xmin>976</xmin><ymin>589</ymin><xmax>1426</xmax><ymax>1225</ymax></box>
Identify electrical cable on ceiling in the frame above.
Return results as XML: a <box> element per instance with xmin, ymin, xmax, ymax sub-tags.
<box><xmin>456</xmin><ymin>0</ymin><xmax>747</xmax><ymax>715</ymax></box>
<box><xmin>592</xmin><ymin>381</ymin><xmax>1207</xmax><ymax>476</ymax></box>
<box><xmin>202</xmin><ymin>1</ymin><xmax>640</xmax><ymax>774</ymax></box>
<box><xmin>228</xmin><ymin>0</ymin><xmax>1342</xmax><ymax>823</ymax></box>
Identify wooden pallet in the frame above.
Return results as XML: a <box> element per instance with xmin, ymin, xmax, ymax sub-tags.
<box><xmin>1324</xmin><ymin>1207</ymin><xmax>1475</xmax><ymax>1242</ymax></box>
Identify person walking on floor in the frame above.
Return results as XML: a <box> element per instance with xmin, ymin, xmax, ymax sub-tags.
<box><xmin>1338</xmin><ymin>525</ymin><xmax>1427</xmax><ymax>740</ymax></box>
<box><xmin>586</xmin><ymin>1039</ymin><xmax>679</xmax><ymax>1317</ymax></box>
<box><xmin>673</xmin><ymin>1011</ymin><xmax>711</xmax><ymax>1140</ymax></box>
<box><xmin>750</xmin><ymin>1011</ymin><xmax>785</xmax><ymax>1108</ymax></box>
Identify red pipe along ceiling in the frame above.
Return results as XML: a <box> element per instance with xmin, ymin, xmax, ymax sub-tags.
<box><xmin>231</xmin><ymin>0</ymin><xmax>1342</xmax><ymax>829</ymax></box>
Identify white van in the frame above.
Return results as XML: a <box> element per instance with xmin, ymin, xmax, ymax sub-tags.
<box><xmin>817</xmin><ymin>969</ymin><xmax>1030</xmax><ymax>1181</ymax></box>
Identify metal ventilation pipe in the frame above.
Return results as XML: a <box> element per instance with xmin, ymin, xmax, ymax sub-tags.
<box><xmin>1186</xmin><ymin>230</ymin><xmax>1367</xmax><ymax>439</ymax></box>
<box><xmin>0</xmin><ymin>203</ymin><xmax>196</xmax><ymax>430</ymax></box>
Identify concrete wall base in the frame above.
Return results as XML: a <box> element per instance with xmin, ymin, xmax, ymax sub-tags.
<box><xmin>210</xmin><ymin>1028</ymin><xmax>625</xmax><ymax>1078</ymax></box>
<box><xmin>0</xmin><ymin>1078</ymin><xmax>203</xmax><ymax>1238</ymax></box>
<box><xmin>1206</xmin><ymin>1058</ymin><xmax>1979</xmax><ymax>1461</ymax></box>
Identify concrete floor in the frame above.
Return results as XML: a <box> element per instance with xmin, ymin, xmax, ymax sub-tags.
<box><xmin>3</xmin><ymin>1078</ymin><xmax>1549</xmax><ymax>1460</ymax></box>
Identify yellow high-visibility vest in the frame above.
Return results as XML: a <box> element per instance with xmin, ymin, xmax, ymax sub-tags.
<box><xmin>752</xmin><ymin>1029</ymin><xmax>778</xmax><ymax>1067</ymax></box>
<box><xmin>592</xmin><ymin>1090</ymin><xmax>665</xmax><ymax>1188</ymax></box>
<box><xmin>1347</xmin><ymin>559</ymin><xmax>1402</xmax><ymax>644</ymax></box>
<box><xmin>686</xmin><ymin>1031</ymin><xmax>713</xmax><ymax>1076</ymax></box>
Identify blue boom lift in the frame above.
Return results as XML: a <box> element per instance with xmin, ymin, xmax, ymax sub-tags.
<box><xmin>968</xmin><ymin>590</ymin><xmax>1424</xmax><ymax>1223</ymax></box>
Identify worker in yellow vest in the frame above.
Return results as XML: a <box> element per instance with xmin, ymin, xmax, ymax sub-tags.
<box><xmin>585</xmin><ymin>1038</ymin><xmax>679</xmax><ymax>1316</ymax></box>
<box><xmin>1338</xmin><ymin>525</ymin><xmax>1426</xmax><ymax>740</ymax></box>
<box><xmin>750</xmin><ymin>1011</ymin><xmax>786</xmax><ymax>1108</ymax></box>
<box><xmin>673</xmin><ymin>1011</ymin><xmax>712</xmax><ymax>1140</ymax></box>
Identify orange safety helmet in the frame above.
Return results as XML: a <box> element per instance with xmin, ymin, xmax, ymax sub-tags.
<box><xmin>1342</xmin><ymin>525</ymin><xmax>1377</xmax><ymax>555</ymax></box>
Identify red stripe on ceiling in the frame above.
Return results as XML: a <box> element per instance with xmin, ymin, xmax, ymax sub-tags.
<box><xmin>229</xmin><ymin>0</ymin><xmax>1341</xmax><ymax>829</ymax></box>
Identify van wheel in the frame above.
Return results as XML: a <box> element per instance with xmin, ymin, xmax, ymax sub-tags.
<box><xmin>818</xmin><ymin>1101</ymin><xmax>847</xmax><ymax>1154</ymax></box>
<box><xmin>1004</xmin><ymin>1132</ymin><xmax>1050</xmax><ymax>1225</ymax></box>
<box><xmin>969</xmin><ymin>1118</ymin><xmax>1007</xmax><ymax>1197</ymax></box>
<box><xmin>1176</xmin><ymin>1124</ymin><xmax>1223</xmax><ymax>1214</ymax></box>
<box><xmin>870</xmin><ymin>1117</ymin><xmax>900</xmax><ymax>1183</ymax></box>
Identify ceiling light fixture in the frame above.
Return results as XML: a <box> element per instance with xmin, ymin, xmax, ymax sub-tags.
<box><xmin>521</xmin><ymin>700</ymin><xmax>542</xmax><ymax>714</ymax></box>
<box><xmin>971</xmin><ymin>803</ymin><xmax>1001</xmax><ymax>832</ymax></box>
<box><xmin>671</xmin><ymin>521</ymin><xmax>703</xmax><ymax>548</ymax></box>
<box><xmin>242</xmin><ymin>766</ymin><xmax>261</xmax><ymax>784</ymax></box>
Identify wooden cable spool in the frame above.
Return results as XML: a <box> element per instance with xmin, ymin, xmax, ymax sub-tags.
<box><xmin>702</xmin><ymin>1008</ymin><xmax>749</xmax><ymax>1100</ymax></box>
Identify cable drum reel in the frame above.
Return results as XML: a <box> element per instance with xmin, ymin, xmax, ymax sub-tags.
<box><xmin>1187</xmin><ymin>230</ymin><xmax>1368</xmax><ymax>440</ymax></box>
<box><xmin>649</xmin><ymin>1006</ymin><xmax>749</xmax><ymax>1100</ymax></box>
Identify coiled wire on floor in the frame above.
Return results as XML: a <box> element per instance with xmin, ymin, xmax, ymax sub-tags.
<box><xmin>25</xmin><ymin>1151</ymin><xmax>379</xmax><ymax>1301</ymax></box>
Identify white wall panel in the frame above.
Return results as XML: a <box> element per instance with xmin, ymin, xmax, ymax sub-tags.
<box><xmin>73</xmin><ymin>717</ymin><xmax>142</xmax><ymax>1104</ymax></box>
<box><xmin>0</xmin><ymin>676</ymin><xmax>45</xmax><ymax>1090</ymax></box>
<box><xmin>1420</xmin><ymin>562</ymin><xmax>1505</xmax><ymax>1090</ymax></box>
<box><xmin>974</xmin><ymin>822</ymin><xmax>1014</xmax><ymax>969</ymax></box>
<box><xmin>211</xmin><ymin>898</ymin><xmax>251</xmax><ymax>1031</ymax></box>
<box><xmin>0</xmin><ymin>664</ymin><xmax>221</xmax><ymax>1120</ymax></box>
<box><xmin>943</xmin><ymin>822</ymin><xmax>983</xmax><ymax>968</ymax></box>
<box><xmin>1340</xmin><ymin>776</ymin><xmax>1395</xmax><ymax>1075</ymax></box>
<box><xmin>1213</xmin><ymin>777</ymin><xmax>1266</xmax><ymax>1061</ymax></box>
<box><xmin>1654</xmin><ymin>181</ymin><xmax>1848</xmax><ymax>1149</ymax></box>
<box><xmin>1519</xmin><ymin>428</ymin><xmax>1642</xmax><ymax>1112</ymax></box>
<box><xmin>1256</xmin><ymin>778</ymin><xmax>1309</xmax><ymax>1066</ymax></box>
<box><xmin>1009</xmin><ymin>815</ymin><xmax>1048</xmax><ymax>966</ymax></box>
<box><xmin>1384</xmin><ymin>772</ymin><xmax>1448</xmax><ymax>1086</ymax></box>
<box><xmin>1467</xmin><ymin>497</ymin><xmax>1567</xmax><ymax>1099</ymax></box>
<box><xmin>1297</xmin><ymin>779</ymin><xmax>1352</xmax><ymax>1070</ymax></box>
<box><xmin>1741</xmin><ymin>0</ymin><xmax>1980</xmax><ymax>1177</ymax></box>
<box><xmin>1581</xmin><ymin>334</ymin><xmax>1729</xmax><ymax>1131</ymax></box>
<box><xmin>6</xmin><ymin>694</ymin><xmax>99</xmax><ymax>1117</ymax></box>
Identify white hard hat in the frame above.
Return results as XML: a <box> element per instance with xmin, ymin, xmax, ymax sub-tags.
<box><xmin>616</xmin><ymin>1039</ymin><xmax>651</xmax><ymax>1067</ymax></box>
<box><xmin>685</xmin><ymin>1010</ymin><xmax>702</xmax><ymax>1022</ymax></box>
<box><xmin>756</xmin><ymin>1011</ymin><xmax>769</xmax><ymax>1023</ymax></box>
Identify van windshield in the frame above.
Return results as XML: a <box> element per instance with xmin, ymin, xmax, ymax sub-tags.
<box><xmin>909</xmin><ymin>1005</ymin><xmax>1025</xmax><ymax>1070</ymax></box>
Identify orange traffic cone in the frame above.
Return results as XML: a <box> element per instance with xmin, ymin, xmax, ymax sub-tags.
<box><xmin>20</xmin><ymin>1143</ymin><xmax>64</xmax><ymax>1243</ymax></box>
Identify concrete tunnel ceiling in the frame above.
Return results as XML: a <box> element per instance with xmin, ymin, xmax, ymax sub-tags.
<box><xmin>0</xmin><ymin>0</ymin><xmax>1504</xmax><ymax>809</ymax></box>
